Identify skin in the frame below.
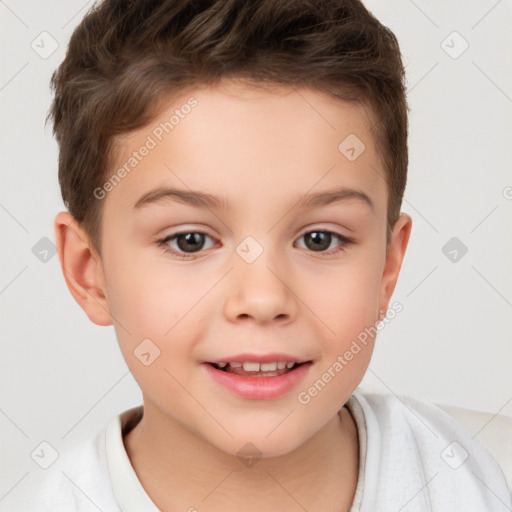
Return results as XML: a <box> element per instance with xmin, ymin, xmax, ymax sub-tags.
<box><xmin>55</xmin><ymin>80</ymin><xmax>411</xmax><ymax>511</ymax></box>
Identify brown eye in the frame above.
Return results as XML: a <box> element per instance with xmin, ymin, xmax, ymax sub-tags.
<box><xmin>158</xmin><ymin>231</ymin><xmax>216</xmax><ymax>258</ymax></box>
<box><xmin>303</xmin><ymin>231</ymin><xmax>332</xmax><ymax>251</ymax></box>
<box><xmin>296</xmin><ymin>230</ymin><xmax>353</xmax><ymax>254</ymax></box>
<box><xmin>175</xmin><ymin>232</ymin><xmax>206</xmax><ymax>253</ymax></box>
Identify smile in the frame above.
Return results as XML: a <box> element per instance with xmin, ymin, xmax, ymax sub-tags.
<box><xmin>202</xmin><ymin>361</ymin><xmax>313</xmax><ymax>400</ymax></box>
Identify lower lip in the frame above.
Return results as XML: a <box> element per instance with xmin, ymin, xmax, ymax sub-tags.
<box><xmin>202</xmin><ymin>362</ymin><xmax>312</xmax><ymax>400</ymax></box>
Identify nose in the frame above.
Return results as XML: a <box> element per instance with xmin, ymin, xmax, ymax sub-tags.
<box><xmin>222</xmin><ymin>249</ymin><xmax>298</xmax><ymax>325</ymax></box>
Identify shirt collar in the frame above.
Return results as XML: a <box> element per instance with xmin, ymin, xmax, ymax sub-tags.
<box><xmin>105</xmin><ymin>405</ymin><xmax>160</xmax><ymax>512</ymax></box>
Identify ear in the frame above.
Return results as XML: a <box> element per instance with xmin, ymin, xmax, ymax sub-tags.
<box><xmin>378</xmin><ymin>213</ymin><xmax>412</xmax><ymax>317</ymax></box>
<box><xmin>54</xmin><ymin>211</ymin><xmax>112</xmax><ymax>326</ymax></box>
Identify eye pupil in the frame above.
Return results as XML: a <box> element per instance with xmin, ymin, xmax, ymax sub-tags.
<box><xmin>305</xmin><ymin>231</ymin><xmax>331</xmax><ymax>251</ymax></box>
<box><xmin>177</xmin><ymin>233</ymin><xmax>204</xmax><ymax>252</ymax></box>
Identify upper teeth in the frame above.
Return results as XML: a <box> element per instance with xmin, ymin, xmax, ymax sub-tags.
<box><xmin>216</xmin><ymin>362</ymin><xmax>297</xmax><ymax>371</ymax></box>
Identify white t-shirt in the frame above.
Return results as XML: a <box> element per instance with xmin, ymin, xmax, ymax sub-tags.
<box><xmin>8</xmin><ymin>390</ymin><xmax>512</xmax><ymax>512</ymax></box>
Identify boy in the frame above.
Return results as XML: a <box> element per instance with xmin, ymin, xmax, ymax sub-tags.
<box><xmin>13</xmin><ymin>0</ymin><xmax>511</xmax><ymax>510</ymax></box>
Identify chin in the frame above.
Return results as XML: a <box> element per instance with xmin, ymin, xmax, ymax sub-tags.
<box><xmin>203</xmin><ymin>426</ymin><xmax>309</xmax><ymax>462</ymax></box>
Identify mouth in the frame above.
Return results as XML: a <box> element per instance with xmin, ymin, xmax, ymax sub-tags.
<box><xmin>202</xmin><ymin>357</ymin><xmax>313</xmax><ymax>400</ymax></box>
<box><xmin>206</xmin><ymin>360</ymin><xmax>310</xmax><ymax>377</ymax></box>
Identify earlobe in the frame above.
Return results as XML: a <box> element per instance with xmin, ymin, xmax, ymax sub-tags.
<box><xmin>54</xmin><ymin>211</ymin><xmax>113</xmax><ymax>326</ymax></box>
<box><xmin>378</xmin><ymin>213</ymin><xmax>412</xmax><ymax>317</ymax></box>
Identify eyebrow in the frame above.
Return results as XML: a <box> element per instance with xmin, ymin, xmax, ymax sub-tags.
<box><xmin>133</xmin><ymin>185</ymin><xmax>374</xmax><ymax>212</ymax></box>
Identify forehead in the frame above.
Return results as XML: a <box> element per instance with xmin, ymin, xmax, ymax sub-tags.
<box><xmin>104</xmin><ymin>80</ymin><xmax>386</xmax><ymax>220</ymax></box>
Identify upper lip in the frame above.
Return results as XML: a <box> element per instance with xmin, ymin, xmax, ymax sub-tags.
<box><xmin>205</xmin><ymin>353</ymin><xmax>312</xmax><ymax>364</ymax></box>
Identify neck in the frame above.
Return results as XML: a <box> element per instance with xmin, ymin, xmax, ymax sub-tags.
<box><xmin>123</xmin><ymin>402</ymin><xmax>359</xmax><ymax>512</ymax></box>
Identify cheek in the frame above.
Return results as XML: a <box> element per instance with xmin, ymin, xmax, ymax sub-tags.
<box><xmin>299</xmin><ymin>250</ymin><xmax>383</xmax><ymax>404</ymax></box>
<box><xmin>104</xmin><ymin>247</ymin><xmax>201</xmax><ymax>334</ymax></box>
<box><xmin>308</xmin><ymin>255</ymin><xmax>382</xmax><ymax>335</ymax></box>
<box><xmin>106</xmin><ymin>266</ymin><xmax>198</xmax><ymax>397</ymax></box>
<box><xmin>104</xmin><ymin>253</ymin><xmax>211</xmax><ymax>374</ymax></box>
<box><xmin>297</xmin><ymin>265</ymin><xmax>380</xmax><ymax>417</ymax></box>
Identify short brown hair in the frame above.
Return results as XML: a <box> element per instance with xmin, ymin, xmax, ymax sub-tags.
<box><xmin>48</xmin><ymin>0</ymin><xmax>408</xmax><ymax>253</ymax></box>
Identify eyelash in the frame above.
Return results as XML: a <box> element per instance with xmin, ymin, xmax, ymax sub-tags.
<box><xmin>156</xmin><ymin>229</ymin><xmax>354</xmax><ymax>260</ymax></box>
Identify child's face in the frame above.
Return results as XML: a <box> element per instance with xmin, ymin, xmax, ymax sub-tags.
<box><xmin>85</xmin><ymin>80</ymin><xmax>410</xmax><ymax>456</ymax></box>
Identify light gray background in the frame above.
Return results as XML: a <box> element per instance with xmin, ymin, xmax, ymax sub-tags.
<box><xmin>1</xmin><ymin>0</ymin><xmax>511</xmax><ymax>505</ymax></box>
